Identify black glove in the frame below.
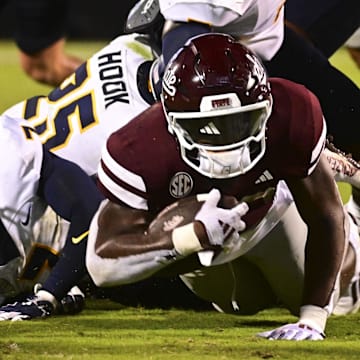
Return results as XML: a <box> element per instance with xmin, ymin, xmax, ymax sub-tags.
<box><xmin>57</xmin><ymin>286</ymin><xmax>85</xmax><ymax>315</ymax></box>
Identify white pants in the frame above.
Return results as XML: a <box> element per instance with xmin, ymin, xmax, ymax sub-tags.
<box><xmin>181</xmin><ymin>202</ymin><xmax>360</xmax><ymax>316</ymax></box>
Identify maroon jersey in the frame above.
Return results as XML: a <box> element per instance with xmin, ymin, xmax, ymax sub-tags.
<box><xmin>98</xmin><ymin>78</ymin><xmax>326</xmax><ymax>227</ymax></box>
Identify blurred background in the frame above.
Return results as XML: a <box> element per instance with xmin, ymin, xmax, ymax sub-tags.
<box><xmin>0</xmin><ymin>0</ymin><xmax>138</xmax><ymax>40</ymax></box>
<box><xmin>0</xmin><ymin>0</ymin><xmax>357</xmax><ymax>201</ymax></box>
<box><xmin>0</xmin><ymin>0</ymin><xmax>140</xmax><ymax>111</ymax></box>
<box><xmin>0</xmin><ymin>0</ymin><xmax>358</xmax><ymax>117</ymax></box>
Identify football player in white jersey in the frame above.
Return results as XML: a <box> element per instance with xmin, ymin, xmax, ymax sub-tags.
<box><xmin>85</xmin><ymin>34</ymin><xmax>360</xmax><ymax>341</ymax></box>
<box><xmin>158</xmin><ymin>0</ymin><xmax>284</xmax><ymax>62</ymax></box>
<box><xmin>3</xmin><ymin>32</ymin><xmax>160</xmax><ymax>176</ymax></box>
<box><xmin>0</xmin><ymin>114</ymin><xmax>103</xmax><ymax>319</ymax></box>
<box><xmin>0</xmin><ymin>30</ymin><xmax>163</xmax><ymax>319</ymax></box>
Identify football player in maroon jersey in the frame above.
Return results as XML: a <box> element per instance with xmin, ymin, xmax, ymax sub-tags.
<box><xmin>127</xmin><ymin>0</ymin><xmax>360</xmax><ymax>226</ymax></box>
<box><xmin>85</xmin><ymin>34</ymin><xmax>360</xmax><ymax>340</ymax></box>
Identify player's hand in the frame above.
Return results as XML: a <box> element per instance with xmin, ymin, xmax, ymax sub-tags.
<box><xmin>0</xmin><ymin>296</ymin><xmax>54</xmax><ymax>321</ymax></box>
<box><xmin>257</xmin><ymin>323</ymin><xmax>325</xmax><ymax>341</ymax></box>
<box><xmin>195</xmin><ymin>189</ymin><xmax>248</xmax><ymax>246</ymax></box>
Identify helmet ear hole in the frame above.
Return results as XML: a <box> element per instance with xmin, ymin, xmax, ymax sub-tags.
<box><xmin>161</xmin><ymin>33</ymin><xmax>272</xmax><ymax>178</ymax></box>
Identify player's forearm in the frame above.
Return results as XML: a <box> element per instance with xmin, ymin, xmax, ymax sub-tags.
<box><xmin>87</xmin><ymin>223</ymin><xmax>181</xmax><ymax>287</ymax></box>
<box><xmin>302</xmin><ymin>215</ymin><xmax>346</xmax><ymax>308</ymax></box>
<box><xmin>87</xmin><ymin>226</ymin><xmax>208</xmax><ymax>288</ymax></box>
<box><xmin>87</xmin><ymin>199</ymin><xmax>214</xmax><ymax>287</ymax></box>
<box><xmin>296</xmin><ymin>211</ymin><xmax>346</xmax><ymax>334</ymax></box>
<box><xmin>95</xmin><ymin>219</ymin><xmax>211</xmax><ymax>258</ymax></box>
<box><xmin>95</xmin><ymin>231</ymin><xmax>173</xmax><ymax>258</ymax></box>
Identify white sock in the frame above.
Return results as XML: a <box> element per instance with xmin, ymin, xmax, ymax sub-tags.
<box><xmin>345</xmin><ymin>195</ymin><xmax>360</xmax><ymax>224</ymax></box>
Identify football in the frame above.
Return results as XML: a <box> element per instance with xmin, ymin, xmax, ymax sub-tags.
<box><xmin>147</xmin><ymin>193</ymin><xmax>239</xmax><ymax>236</ymax></box>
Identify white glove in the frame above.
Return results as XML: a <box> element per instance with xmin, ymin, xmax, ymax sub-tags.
<box><xmin>257</xmin><ymin>323</ymin><xmax>325</xmax><ymax>341</ymax></box>
<box><xmin>195</xmin><ymin>189</ymin><xmax>248</xmax><ymax>246</ymax></box>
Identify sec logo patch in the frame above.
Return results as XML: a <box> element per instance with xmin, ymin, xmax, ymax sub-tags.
<box><xmin>169</xmin><ymin>172</ymin><xmax>193</xmax><ymax>198</ymax></box>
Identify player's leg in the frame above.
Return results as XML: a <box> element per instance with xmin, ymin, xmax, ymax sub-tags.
<box><xmin>180</xmin><ymin>183</ymin><xmax>295</xmax><ymax>315</ymax></box>
<box><xmin>286</xmin><ymin>0</ymin><xmax>360</xmax><ymax>57</ymax></box>
<box><xmin>180</xmin><ymin>258</ymin><xmax>277</xmax><ymax>315</ymax></box>
<box><xmin>265</xmin><ymin>26</ymin><xmax>360</xmax><ymax>218</ymax></box>
<box><xmin>246</xmin><ymin>200</ymin><xmax>360</xmax><ymax>317</ymax></box>
<box><xmin>180</xmin><ymin>200</ymin><xmax>306</xmax><ymax>316</ymax></box>
<box><xmin>333</xmin><ymin>214</ymin><xmax>360</xmax><ymax>315</ymax></box>
<box><xmin>243</xmin><ymin>202</ymin><xmax>307</xmax><ymax>316</ymax></box>
<box><xmin>265</xmin><ymin>25</ymin><xmax>360</xmax><ymax>157</ymax></box>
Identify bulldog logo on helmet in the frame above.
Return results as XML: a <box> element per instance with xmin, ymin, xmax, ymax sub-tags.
<box><xmin>162</xmin><ymin>67</ymin><xmax>177</xmax><ymax>97</ymax></box>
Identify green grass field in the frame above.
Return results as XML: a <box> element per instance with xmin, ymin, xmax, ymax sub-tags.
<box><xmin>2</xmin><ymin>301</ymin><xmax>360</xmax><ymax>359</ymax></box>
<box><xmin>0</xmin><ymin>40</ymin><xmax>360</xmax><ymax>359</ymax></box>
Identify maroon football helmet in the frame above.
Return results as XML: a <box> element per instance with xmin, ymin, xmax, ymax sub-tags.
<box><xmin>161</xmin><ymin>33</ymin><xmax>273</xmax><ymax>178</ymax></box>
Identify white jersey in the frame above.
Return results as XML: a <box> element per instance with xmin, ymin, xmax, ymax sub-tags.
<box><xmin>3</xmin><ymin>33</ymin><xmax>155</xmax><ymax>176</ymax></box>
<box><xmin>0</xmin><ymin>33</ymin><xmax>155</xmax><ymax>304</ymax></box>
<box><xmin>159</xmin><ymin>0</ymin><xmax>285</xmax><ymax>60</ymax></box>
<box><xmin>0</xmin><ymin>115</ymin><xmax>70</xmax><ymax>304</ymax></box>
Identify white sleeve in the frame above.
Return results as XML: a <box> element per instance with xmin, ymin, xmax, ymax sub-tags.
<box><xmin>159</xmin><ymin>0</ymin><xmax>285</xmax><ymax>60</ymax></box>
<box><xmin>0</xmin><ymin>115</ymin><xmax>43</xmax><ymax>223</ymax></box>
<box><xmin>159</xmin><ymin>0</ymin><xmax>247</xmax><ymax>26</ymax></box>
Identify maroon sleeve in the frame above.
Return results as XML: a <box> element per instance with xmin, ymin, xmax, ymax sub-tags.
<box><xmin>267</xmin><ymin>78</ymin><xmax>326</xmax><ymax>178</ymax></box>
<box><xmin>97</xmin><ymin>103</ymin><xmax>182</xmax><ymax>210</ymax></box>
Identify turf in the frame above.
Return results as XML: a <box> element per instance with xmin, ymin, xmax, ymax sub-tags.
<box><xmin>0</xmin><ymin>40</ymin><xmax>359</xmax><ymax>359</ymax></box>
<box><xmin>1</xmin><ymin>300</ymin><xmax>360</xmax><ymax>359</ymax></box>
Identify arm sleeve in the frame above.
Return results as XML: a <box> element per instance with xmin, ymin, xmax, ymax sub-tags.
<box><xmin>38</xmin><ymin>149</ymin><xmax>104</xmax><ymax>300</ymax></box>
<box><xmin>162</xmin><ymin>22</ymin><xmax>210</xmax><ymax>65</ymax></box>
<box><xmin>159</xmin><ymin>0</ymin><xmax>241</xmax><ymax>25</ymax></box>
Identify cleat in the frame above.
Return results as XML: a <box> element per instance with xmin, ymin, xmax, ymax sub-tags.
<box><xmin>0</xmin><ymin>296</ymin><xmax>54</xmax><ymax>321</ymax></box>
<box><xmin>324</xmin><ymin>138</ymin><xmax>360</xmax><ymax>189</ymax></box>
